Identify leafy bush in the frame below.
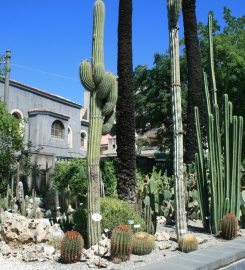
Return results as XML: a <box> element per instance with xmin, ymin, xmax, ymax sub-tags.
<box><xmin>100</xmin><ymin>158</ymin><xmax>117</xmax><ymax>197</ymax></box>
<box><xmin>101</xmin><ymin>197</ymin><xmax>145</xmax><ymax>231</ymax></box>
<box><xmin>51</xmin><ymin>158</ymin><xmax>87</xmax><ymax>202</ymax></box>
<box><xmin>73</xmin><ymin>197</ymin><xmax>145</xmax><ymax>242</ymax></box>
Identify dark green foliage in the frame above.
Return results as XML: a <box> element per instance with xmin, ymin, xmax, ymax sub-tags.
<box><xmin>73</xmin><ymin>207</ymin><xmax>88</xmax><ymax>243</ymax></box>
<box><xmin>111</xmin><ymin>224</ymin><xmax>133</xmax><ymax>262</ymax></box>
<box><xmin>132</xmin><ymin>232</ymin><xmax>155</xmax><ymax>255</ymax></box>
<box><xmin>178</xmin><ymin>234</ymin><xmax>198</xmax><ymax>253</ymax></box>
<box><xmin>60</xmin><ymin>231</ymin><xmax>84</xmax><ymax>263</ymax></box>
<box><xmin>134</xmin><ymin>9</ymin><xmax>245</xmax><ymax>159</ymax></box>
<box><xmin>72</xmin><ymin>197</ymin><xmax>145</xmax><ymax>245</ymax></box>
<box><xmin>100</xmin><ymin>158</ymin><xmax>117</xmax><ymax>197</ymax></box>
<box><xmin>0</xmin><ymin>101</ymin><xmax>23</xmax><ymax>182</ymax></box>
<box><xmin>134</xmin><ymin>54</ymin><xmax>188</xmax><ymax>141</ymax></box>
<box><xmin>100</xmin><ymin>197</ymin><xmax>145</xmax><ymax>232</ymax></box>
<box><xmin>51</xmin><ymin>159</ymin><xmax>87</xmax><ymax>202</ymax></box>
<box><xmin>221</xmin><ymin>213</ymin><xmax>238</xmax><ymax>240</ymax></box>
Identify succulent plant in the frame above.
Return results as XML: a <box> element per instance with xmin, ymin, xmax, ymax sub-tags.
<box><xmin>178</xmin><ymin>234</ymin><xmax>198</xmax><ymax>253</ymax></box>
<box><xmin>80</xmin><ymin>0</ymin><xmax>118</xmax><ymax>246</ymax></box>
<box><xmin>221</xmin><ymin>213</ymin><xmax>238</xmax><ymax>240</ymax></box>
<box><xmin>132</xmin><ymin>232</ymin><xmax>155</xmax><ymax>255</ymax></box>
<box><xmin>194</xmin><ymin>13</ymin><xmax>243</xmax><ymax>234</ymax></box>
<box><xmin>60</xmin><ymin>231</ymin><xmax>84</xmax><ymax>263</ymax></box>
<box><xmin>110</xmin><ymin>224</ymin><xmax>133</xmax><ymax>262</ymax></box>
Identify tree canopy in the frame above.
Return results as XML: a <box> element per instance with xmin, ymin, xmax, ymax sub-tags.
<box><xmin>0</xmin><ymin>100</ymin><xmax>24</xmax><ymax>182</ymax></box>
<box><xmin>134</xmin><ymin>8</ymin><xmax>245</xmax><ymax>156</ymax></box>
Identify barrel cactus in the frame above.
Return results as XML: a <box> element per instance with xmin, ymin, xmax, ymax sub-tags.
<box><xmin>178</xmin><ymin>234</ymin><xmax>198</xmax><ymax>253</ymax></box>
<box><xmin>132</xmin><ymin>232</ymin><xmax>155</xmax><ymax>255</ymax></box>
<box><xmin>60</xmin><ymin>231</ymin><xmax>84</xmax><ymax>263</ymax></box>
<box><xmin>111</xmin><ymin>224</ymin><xmax>133</xmax><ymax>262</ymax></box>
<box><xmin>80</xmin><ymin>0</ymin><xmax>118</xmax><ymax>246</ymax></box>
<box><xmin>221</xmin><ymin>213</ymin><xmax>238</xmax><ymax>240</ymax></box>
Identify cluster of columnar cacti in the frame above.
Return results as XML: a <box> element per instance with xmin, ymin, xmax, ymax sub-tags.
<box><xmin>60</xmin><ymin>231</ymin><xmax>84</xmax><ymax>264</ymax></box>
<box><xmin>221</xmin><ymin>213</ymin><xmax>238</xmax><ymax>240</ymax></box>
<box><xmin>110</xmin><ymin>224</ymin><xmax>133</xmax><ymax>262</ymax></box>
<box><xmin>80</xmin><ymin>0</ymin><xmax>118</xmax><ymax>247</ymax></box>
<box><xmin>132</xmin><ymin>232</ymin><xmax>155</xmax><ymax>255</ymax></box>
<box><xmin>143</xmin><ymin>204</ymin><xmax>155</xmax><ymax>235</ymax></box>
<box><xmin>178</xmin><ymin>234</ymin><xmax>198</xmax><ymax>253</ymax></box>
<box><xmin>194</xmin><ymin>13</ymin><xmax>244</xmax><ymax>234</ymax></box>
<box><xmin>167</xmin><ymin>0</ymin><xmax>187</xmax><ymax>240</ymax></box>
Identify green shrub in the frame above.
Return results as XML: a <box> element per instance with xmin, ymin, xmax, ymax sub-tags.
<box><xmin>100</xmin><ymin>158</ymin><xmax>117</xmax><ymax>197</ymax></box>
<box><xmin>100</xmin><ymin>197</ymin><xmax>145</xmax><ymax>231</ymax></box>
<box><xmin>73</xmin><ymin>197</ymin><xmax>145</xmax><ymax>243</ymax></box>
<box><xmin>51</xmin><ymin>158</ymin><xmax>87</xmax><ymax>202</ymax></box>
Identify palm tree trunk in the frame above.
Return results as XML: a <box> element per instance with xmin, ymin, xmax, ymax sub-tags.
<box><xmin>116</xmin><ymin>0</ymin><xmax>136</xmax><ymax>204</ymax></box>
<box><xmin>182</xmin><ymin>0</ymin><xmax>205</xmax><ymax>164</ymax></box>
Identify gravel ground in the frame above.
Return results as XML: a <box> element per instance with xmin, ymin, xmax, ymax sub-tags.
<box><xmin>0</xmin><ymin>220</ymin><xmax>242</xmax><ymax>270</ymax></box>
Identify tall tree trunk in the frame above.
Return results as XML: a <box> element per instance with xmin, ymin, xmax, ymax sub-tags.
<box><xmin>168</xmin><ymin>0</ymin><xmax>187</xmax><ymax>240</ymax></box>
<box><xmin>182</xmin><ymin>0</ymin><xmax>205</xmax><ymax>163</ymax></box>
<box><xmin>116</xmin><ymin>0</ymin><xmax>136</xmax><ymax>204</ymax></box>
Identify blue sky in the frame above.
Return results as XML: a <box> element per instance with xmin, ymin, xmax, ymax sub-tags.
<box><xmin>0</xmin><ymin>0</ymin><xmax>244</xmax><ymax>106</ymax></box>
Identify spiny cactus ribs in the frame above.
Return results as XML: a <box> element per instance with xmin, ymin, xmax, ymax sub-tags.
<box><xmin>132</xmin><ymin>232</ymin><xmax>155</xmax><ymax>255</ymax></box>
<box><xmin>178</xmin><ymin>234</ymin><xmax>198</xmax><ymax>253</ymax></box>
<box><xmin>60</xmin><ymin>231</ymin><xmax>84</xmax><ymax>264</ymax></box>
<box><xmin>110</xmin><ymin>224</ymin><xmax>133</xmax><ymax>262</ymax></box>
<box><xmin>80</xmin><ymin>0</ymin><xmax>118</xmax><ymax>247</ymax></box>
<box><xmin>221</xmin><ymin>213</ymin><xmax>238</xmax><ymax>240</ymax></box>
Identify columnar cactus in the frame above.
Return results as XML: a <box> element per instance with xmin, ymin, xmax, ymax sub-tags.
<box><xmin>194</xmin><ymin>13</ymin><xmax>244</xmax><ymax>234</ymax></box>
<box><xmin>60</xmin><ymin>231</ymin><xmax>84</xmax><ymax>263</ymax></box>
<box><xmin>80</xmin><ymin>0</ymin><xmax>118</xmax><ymax>247</ymax></box>
<box><xmin>221</xmin><ymin>213</ymin><xmax>238</xmax><ymax>240</ymax></box>
<box><xmin>110</xmin><ymin>224</ymin><xmax>133</xmax><ymax>262</ymax></box>
<box><xmin>167</xmin><ymin>0</ymin><xmax>187</xmax><ymax>240</ymax></box>
<box><xmin>132</xmin><ymin>232</ymin><xmax>155</xmax><ymax>255</ymax></box>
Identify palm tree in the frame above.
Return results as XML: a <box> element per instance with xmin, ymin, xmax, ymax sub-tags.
<box><xmin>116</xmin><ymin>0</ymin><xmax>136</xmax><ymax>204</ymax></box>
<box><xmin>182</xmin><ymin>0</ymin><xmax>205</xmax><ymax>164</ymax></box>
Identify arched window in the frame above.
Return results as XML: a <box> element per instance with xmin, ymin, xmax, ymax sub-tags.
<box><xmin>11</xmin><ymin>109</ymin><xmax>23</xmax><ymax>120</ymax></box>
<box><xmin>68</xmin><ymin>126</ymin><xmax>72</xmax><ymax>148</ymax></box>
<box><xmin>11</xmin><ymin>109</ymin><xmax>24</xmax><ymax>129</ymax></box>
<box><xmin>51</xmin><ymin>120</ymin><xmax>64</xmax><ymax>139</ymax></box>
<box><xmin>80</xmin><ymin>131</ymin><xmax>87</xmax><ymax>149</ymax></box>
<box><xmin>12</xmin><ymin>112</ymin><xmax>21</xmax><ymax>119</ymax></box>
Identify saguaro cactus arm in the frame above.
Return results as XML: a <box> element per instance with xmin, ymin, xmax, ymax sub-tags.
<box><xmin>80</xmin><ymin>0</ymin><xmax>118</xmax><ymax>247</ymax></box>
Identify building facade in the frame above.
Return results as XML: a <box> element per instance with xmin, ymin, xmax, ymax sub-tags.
<box><xmin>0</xmin><ymin>78</ymin><xmax>89</xmax><ymax>171</ymax></box>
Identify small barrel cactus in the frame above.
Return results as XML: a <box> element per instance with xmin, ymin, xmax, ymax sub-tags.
<box><xmin>178</xmin><ymin>234</ymin><xmax>198</xmax><ymax>253</ymax></box>
<box><xmin>132</xmin><ymin>232</ymin><xmax>155</xmax><ymax>255</ymax></box>
<box><xmin>111</xmin><ymin>224</ymin><xmax>133</xmax><ymax>262</ymax></box>
<box><xmin>221</xmin><ymin>213</ymin><xmax>238</xmax><ymax>240</ymax></box>
<box><xmin>60</xmin><ymin>231</ymin><xmax>84</xmax><ymax>263</ymax></box>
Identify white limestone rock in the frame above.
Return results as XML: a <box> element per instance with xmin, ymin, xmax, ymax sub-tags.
<box><xmin>155</xmin><ymin>231</ymin><xmax>170</xmax><ymax>241</ymax></box>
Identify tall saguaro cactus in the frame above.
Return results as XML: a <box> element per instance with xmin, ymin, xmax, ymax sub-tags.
<box><xmin>80</xmin><ymin>0</ymin><xmax>118</xmax><ymax>247</ymax></box>
<box><xmin>167</xmin><ymin>0</ymin><xmax>187</xmax><ymax>240</ymax></box>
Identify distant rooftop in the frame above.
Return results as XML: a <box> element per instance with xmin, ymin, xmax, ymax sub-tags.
<box><xmin>0</xmin><ymin>78</ymin><xmax>82</xmax><ymax>109</ymax></box>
